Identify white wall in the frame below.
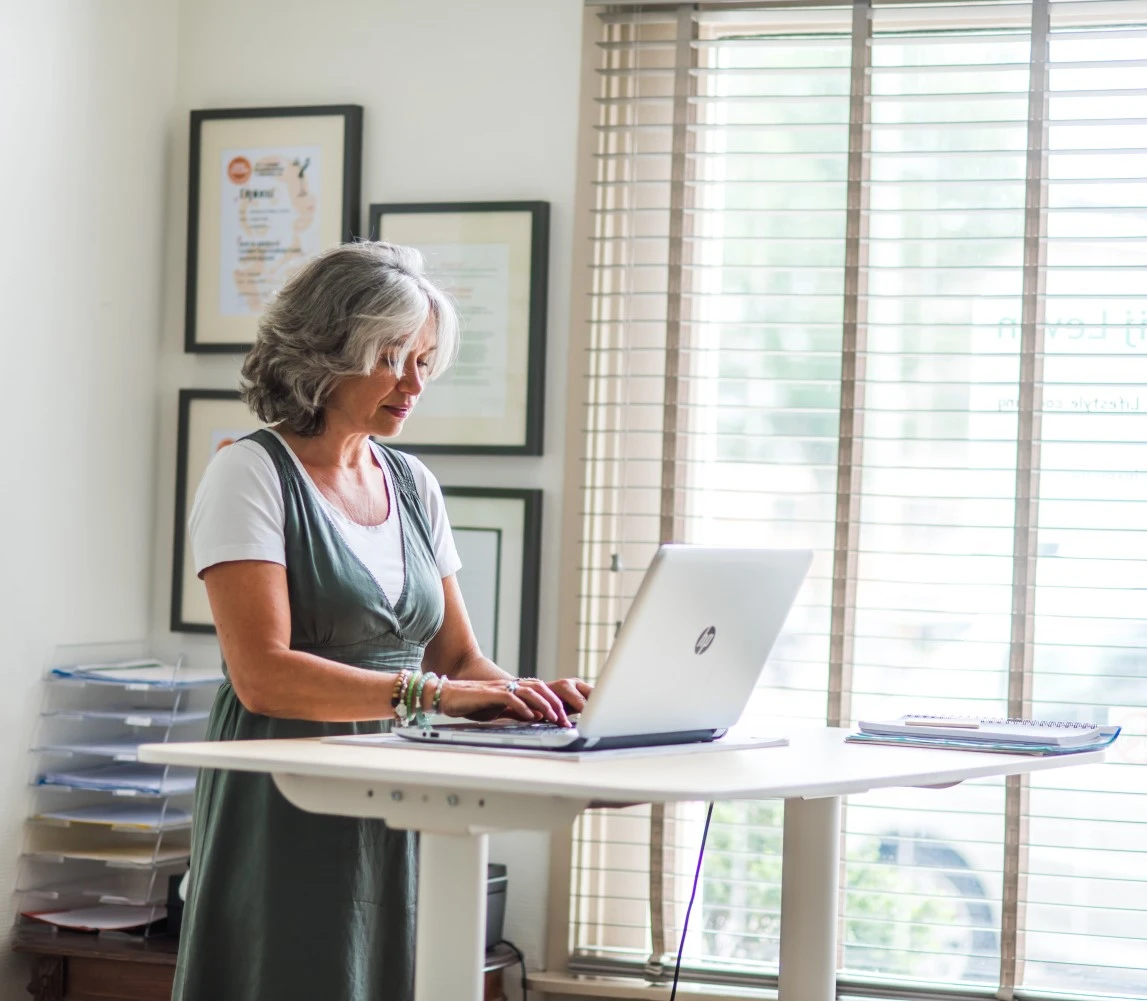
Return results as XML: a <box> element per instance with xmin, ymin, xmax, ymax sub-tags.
<box><xmin>152</xmin><ymin>0</ymin><xmax>585</xmax><ymax>979</ymax></box>
<box><xmin>0</xmin><ymin>0</ymin><xmax>178</xmax><ymax>993</ymax></box>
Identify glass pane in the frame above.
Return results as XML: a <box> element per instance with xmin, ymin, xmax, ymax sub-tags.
<box><xmin>841</xmin><ymin>14</ymin><xmax>1030</xmax><ymax>987</ymax></box>
<box><xmin>1022</xmin><ymin>6</ymin><xmax>1147</xmax><ymax>994</ymax></box>
<box><xmin>682</xmin><ymin>7</ymin><xmax>853</xmax><ymax>978</ymax></box>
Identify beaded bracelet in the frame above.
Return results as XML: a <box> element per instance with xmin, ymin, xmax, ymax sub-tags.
<box><xmin>431</xmin><ymin>676</ymin><xmax>446</xmax><ymax>715</ymax></box>
<box><xmin>409</xmin><ymin>671</ymin><xmax>436</xmax><ymax>728</ymax></box>
<box><xmin>391</xmin><ymin>670</ymin><xmax>413</xmax><ymax>724</ymax></box>
<box><xmin>404</xmin><ymin>670</ymin><xmax>422</xmax><ymax>724</ymax></box>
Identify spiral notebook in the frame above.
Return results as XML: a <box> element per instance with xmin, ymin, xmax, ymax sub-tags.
<box><xmin>857</xmin><ymin>714</ymin><xmax>1107</xmax><ymax>748</ymax></box>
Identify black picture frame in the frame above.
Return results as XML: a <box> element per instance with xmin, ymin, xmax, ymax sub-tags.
<box><xmin>172</xmin><ymin>398</ymin><xmax>545</xmax><ymax>654</ymax></box>
<box><xmin>369</xmin><ymin>201</ymin><xmax>549</xmax><ymax>455</ymax></box>
<box><xmin>185</xmin><ymin>104</ymin><xmax>363</xmax><ymax>354</ymax></box>
<box><xmin>441</xmin><ymin>487</ymin><xmax>543</xmax><ymax>678</ymax></box>
<box><xmin>171</xmin><ymin>390</ymin><xmax>265</xmax><ymax>632</ymax></box>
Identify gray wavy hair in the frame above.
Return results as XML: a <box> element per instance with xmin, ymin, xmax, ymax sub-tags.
<box><xmin>240</xmin><ymin>241</ymin><xmax>460</xmax><ymax>437</ymax></box>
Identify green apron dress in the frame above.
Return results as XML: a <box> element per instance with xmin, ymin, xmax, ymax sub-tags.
<box><xmin>172</xmin><ymin>429</ymin><xmax>444</xmax><ymax>1001</ymax></box>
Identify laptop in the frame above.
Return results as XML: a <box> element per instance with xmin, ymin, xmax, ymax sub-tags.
<box><xmin>395</xmin><ymin>545</ymin><xmax>812</xmax><ymax>753</ymax></box>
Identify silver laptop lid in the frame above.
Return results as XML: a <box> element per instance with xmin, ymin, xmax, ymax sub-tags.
<box><xmin>577</xmin><ymin>546</ymin><xmax>813</xmax><ymax>739</ymax></box>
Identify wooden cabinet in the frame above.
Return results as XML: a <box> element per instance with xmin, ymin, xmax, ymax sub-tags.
<box><xmin>15</xmin><ymin>930</ymin><xmax>178</xmax><ymax>1001</ymax></box>
<box><xmin>14</xmin><ymin>928</ymin><xmax>515</xmax><ymax>1001</ymax></box>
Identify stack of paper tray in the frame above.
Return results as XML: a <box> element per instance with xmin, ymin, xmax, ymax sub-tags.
<box><xmin>17</xmin><ymin>653</ymin><xmax>218</xmax><ymax>936</ymax></box>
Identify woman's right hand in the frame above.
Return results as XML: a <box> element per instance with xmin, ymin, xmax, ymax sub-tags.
<box><xmin>435</xmin><ymin>677</ymin><xmax>567</xmax><ymax>726</ymax></box>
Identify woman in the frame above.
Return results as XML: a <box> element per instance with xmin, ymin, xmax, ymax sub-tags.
<box><xmin>174</xmin><ymin>242</ymin><xmax>591</xmax><ymax>1001</ymax></box>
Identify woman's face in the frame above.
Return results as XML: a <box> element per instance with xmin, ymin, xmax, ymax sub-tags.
<box><xmin>324</xmin><ymin>319</ymin><xmax>437</xmax><ymax>439</ymax></box>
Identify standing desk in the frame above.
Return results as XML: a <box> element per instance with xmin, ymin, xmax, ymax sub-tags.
<box><xmin>139</xmin><ymin>727</ymin><xmax>1104</xmax><ymax>1001</ymax></box>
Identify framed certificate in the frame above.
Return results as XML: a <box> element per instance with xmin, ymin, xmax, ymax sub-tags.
<box><xmin>171</xmin><ymin>390</ymin><xmax>265</xmax><ymax>632</ymax></box>
<box><xmin>185</xmin><ymin>105</ymin><xmax>363</xmax><ymax>353</ymax></box>
<box><xmin>441</xmin><ymin>487</ymin><xmax>543</xmax><ymax>677</ymax></box>
<box><xmin>370</xmin><ymin>202</ymin><xmax>549</xmax><ymax>455</ymax></box>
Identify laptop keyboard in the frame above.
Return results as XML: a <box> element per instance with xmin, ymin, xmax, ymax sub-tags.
<box><xmin>442</xmin><ymin>722</ymin><xmax>571</xmax><ymax>734</ymax></box>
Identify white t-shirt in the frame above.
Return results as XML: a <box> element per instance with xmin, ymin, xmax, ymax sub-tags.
<box><xmin>189</xmin><ymin>429</ymin><xmax>461</xmax><ymax>604</ymax></box>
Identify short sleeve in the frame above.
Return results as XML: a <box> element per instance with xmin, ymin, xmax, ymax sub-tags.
<box><xmin>401</xmin><ymin>453</ymin><xmax>463</xmax><ymax>578</ymax></box>
<box><xmin>189</xmin><ymin>438</ymin><xmax>287</xmax><ymax>576</ymax></box>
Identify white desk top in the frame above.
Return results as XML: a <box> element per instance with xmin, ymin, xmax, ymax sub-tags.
<box><xmin>138</xmin><ymin>727</ymin><xmax>1105</xmax><ymax>803</ymax></box>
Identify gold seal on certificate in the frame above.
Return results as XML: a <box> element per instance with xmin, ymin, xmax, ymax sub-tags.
<box><xmin>185</xmin><ymin>106</ymin><xmax>362</xmax><ymax>353</ymax></box>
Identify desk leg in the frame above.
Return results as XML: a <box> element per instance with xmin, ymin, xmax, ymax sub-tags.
<box><xmin>416</xmin><ymin>831</ymin><xmax>488</xmax><ymax>1001</ymax></box>
<box><xmin>778</xmin><ymin>795</ymin><xmax>841</xmax><ymax>1001</ymax></box>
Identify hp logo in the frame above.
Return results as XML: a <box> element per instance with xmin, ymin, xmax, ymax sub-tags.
<box><xmin>694</xmin><ymin>626</ymin><xmax>716</xmax><ymax>655</ymax></box>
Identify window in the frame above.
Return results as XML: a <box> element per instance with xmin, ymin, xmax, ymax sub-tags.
<box><xmin>565</xmin><ymin>1</ymin><xmax>1147</xmax><ymax>997</ymax></box>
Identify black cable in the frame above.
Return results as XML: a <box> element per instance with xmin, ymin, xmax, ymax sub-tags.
<box><xmin>497</xmin><ymin>937</ymin><xmax>527</xmax><ymax>1001</ymax></box>
<box><xmin>669</xmin><ymin>801</ymin><xmax>715</xmax><ymax>1001</ymax></box>
<box><xmin>495</xmin><ymin>806</ymin><xmax>712</xmax><ymax>1001</ymax></box>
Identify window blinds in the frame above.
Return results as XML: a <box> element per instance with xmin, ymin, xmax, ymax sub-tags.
<box><xmin>569</xmin><ymin>1</ymin><xmax>1147</xmax><ymax>996</ymax></box>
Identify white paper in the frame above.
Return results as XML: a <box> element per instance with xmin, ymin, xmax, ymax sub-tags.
<box><xmin>43</xmin><ymin>708</ymin><xmax>210</xmax><ymax>726</ymax></box>
<box><xmin>326</xmin><ymin>730</ymin><xmax>789</xmax><ymax>761</ymax></box>
<box><xmin>33</xmin><ymin>845</ymin><xmax>190</xmax><ymax>866</ymax></box>
<box><xmin>37</xmin><ymin>739</ymin><xmax>146</xmax><ymax>761</ymax></box>
<box><xmin>36</xmin><ymin>803</ymin><xmax>192</xmax><ymax>831</ymax></box>
<box><xmin>415</xmin><ymin>242</ymin><xmax>511</xmax><ymax>419</ymax></box>
<box><xmin>24</xmin><ymin>905</ymin><xmax>166</xmax><ymax>931</ymax></box>
<box><xmin>218</xmin><ymin>145</ymin><xmax>322</xmax><ymax>316</ymax></box>
<box><xmin>37</xmin><ymin>763</ymin><xmax>198</xmax><ymax>795</ymax></box>
<box><xmin>51</xmin><ymin>661</ymin><xmax>223</xmax><ymax>689</ymax></box>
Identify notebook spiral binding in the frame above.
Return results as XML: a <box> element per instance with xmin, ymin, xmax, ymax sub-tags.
<box><xmin>905</xmin><ymin>714</ymin><xmax>1098</xmax><ymax>729</ymax></box>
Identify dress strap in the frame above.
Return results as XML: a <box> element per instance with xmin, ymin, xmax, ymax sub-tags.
<box><xmin>370</xmin><ymin>441</ymin><xmax>439</xmax><ymax>578</ymax></box>
<box><xmin>371</xmin><ymin>441</ymin><xmax>419</xmax><ymax>500</ymax></box>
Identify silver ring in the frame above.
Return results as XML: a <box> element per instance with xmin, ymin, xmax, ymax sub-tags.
<box><xmin>505</xmin><ymin>680</ymin><xmax>519</xmax><ymax>695</ymax></box>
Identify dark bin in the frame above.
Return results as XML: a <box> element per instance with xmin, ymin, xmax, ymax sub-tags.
<box><xmin>166</xmin><ymin>871</ymin><xmax>185</xmax><ymax>938</ymax></box>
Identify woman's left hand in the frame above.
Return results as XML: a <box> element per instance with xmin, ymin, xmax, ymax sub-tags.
<box><xmin>545</xmin><ymin>677</ymin><xmax>594</xmax><ymax>716</ymax></box>
<box><xmin>424</xmin><ymin>576</ymin><xmax>594</xmax><ymax>725</ymax></box>
<box><xmin>504</xmin><ymin>676</ymin><xmax>593</xmax><ymax>726</ymax></box>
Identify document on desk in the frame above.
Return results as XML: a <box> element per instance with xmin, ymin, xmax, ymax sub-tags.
<box><xmin>846</xmin><ymin>726</ymin><xmax>1120</xmax><ymax>756</ymax></box>
<box><xmin>857</xmin><ymin>714</ymin><xmax>1108</xmax><ymax>747</ymax></box>
<box><xmin>325</xmin><ymin>730</ymin><xmax>788</xmax><ymax>760</ymax></box>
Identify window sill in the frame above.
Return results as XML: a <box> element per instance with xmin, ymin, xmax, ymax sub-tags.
<box><xmin>528</xmin><ymin>971</ymin><xmax>776</xmax><ymax>1001</ymax></box>
<box><xmin>529</xmin><ymin>972</ymin><xmax>1135</xmax><ymax>1001</ymax></box>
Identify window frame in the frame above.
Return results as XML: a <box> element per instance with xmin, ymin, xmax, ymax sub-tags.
<box><xmin>548</xmin><ymin>1</ymin><xmax>1147</xmax><ymax>996</ymax></box>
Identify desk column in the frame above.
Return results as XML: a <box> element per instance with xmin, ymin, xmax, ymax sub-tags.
<box><xmin>416</xmin><ymin>832</ymin><xmax>488</xmax><ymax>1001</ymax></box>
<box><xmin>778</xmin><ymin>795</ymin><xmax>842</xmax><ymax>1001</ymax></box>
